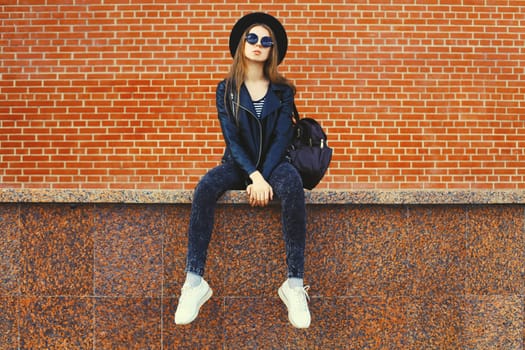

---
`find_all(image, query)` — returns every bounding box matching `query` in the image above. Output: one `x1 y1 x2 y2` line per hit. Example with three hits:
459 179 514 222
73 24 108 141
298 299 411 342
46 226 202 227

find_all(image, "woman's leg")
185 162 245 276
176 162 244 325
270 162 311 329
268 162 306 279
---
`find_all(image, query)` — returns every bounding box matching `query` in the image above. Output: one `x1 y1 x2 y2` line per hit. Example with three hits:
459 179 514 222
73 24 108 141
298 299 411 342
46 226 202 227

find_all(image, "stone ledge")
1 188 525 204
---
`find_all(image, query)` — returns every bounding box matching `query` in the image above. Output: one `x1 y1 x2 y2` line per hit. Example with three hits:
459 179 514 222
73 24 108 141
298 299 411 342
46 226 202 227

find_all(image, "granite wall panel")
346 205 414 297
0 297 18 349
19 204 94 297
466 205 525 295
461 295 524 350
407 205 467 297
163 296 224 349
0 203 522 348
307 205 349 298
220 205 289 297
94 297 162 349
391 295 464 349
18 296 93 349
93 204 164 297
0 205 19 296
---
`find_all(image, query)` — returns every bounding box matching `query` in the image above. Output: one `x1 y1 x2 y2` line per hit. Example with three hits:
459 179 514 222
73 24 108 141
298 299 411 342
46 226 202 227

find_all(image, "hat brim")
229 12 288 65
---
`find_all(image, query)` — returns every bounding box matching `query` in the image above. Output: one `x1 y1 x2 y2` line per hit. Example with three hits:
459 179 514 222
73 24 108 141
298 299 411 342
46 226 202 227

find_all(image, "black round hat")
229 12 288 65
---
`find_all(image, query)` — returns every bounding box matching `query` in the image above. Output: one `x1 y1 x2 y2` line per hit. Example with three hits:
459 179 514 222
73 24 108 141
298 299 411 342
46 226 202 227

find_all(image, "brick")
0 2 523 191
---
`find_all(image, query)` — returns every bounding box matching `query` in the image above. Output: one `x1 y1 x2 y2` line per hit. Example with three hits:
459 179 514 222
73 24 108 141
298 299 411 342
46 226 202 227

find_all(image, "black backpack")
287 105 332 190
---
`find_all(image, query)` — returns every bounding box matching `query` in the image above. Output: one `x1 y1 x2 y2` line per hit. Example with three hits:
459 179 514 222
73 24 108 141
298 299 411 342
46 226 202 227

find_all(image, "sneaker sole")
278 286 310 329
175 287 213 325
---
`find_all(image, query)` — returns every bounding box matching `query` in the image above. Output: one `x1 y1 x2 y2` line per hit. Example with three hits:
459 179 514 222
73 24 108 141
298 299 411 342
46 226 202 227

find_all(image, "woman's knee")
271 163 304 195
194 163 243 198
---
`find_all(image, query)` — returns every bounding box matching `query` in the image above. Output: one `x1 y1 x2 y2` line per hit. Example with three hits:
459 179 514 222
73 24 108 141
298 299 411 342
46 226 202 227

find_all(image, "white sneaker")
174 279 213 325
278 280 311 329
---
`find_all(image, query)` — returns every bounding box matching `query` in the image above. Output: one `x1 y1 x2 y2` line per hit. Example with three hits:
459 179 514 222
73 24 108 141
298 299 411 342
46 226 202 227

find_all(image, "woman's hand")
247 171 273 207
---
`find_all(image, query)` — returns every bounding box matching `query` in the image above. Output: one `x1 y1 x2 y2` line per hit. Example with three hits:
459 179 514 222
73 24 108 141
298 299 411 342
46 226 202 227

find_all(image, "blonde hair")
225 24 295 121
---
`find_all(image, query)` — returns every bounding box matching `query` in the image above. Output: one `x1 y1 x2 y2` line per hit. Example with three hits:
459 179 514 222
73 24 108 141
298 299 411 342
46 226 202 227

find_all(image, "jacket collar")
239 83 282 119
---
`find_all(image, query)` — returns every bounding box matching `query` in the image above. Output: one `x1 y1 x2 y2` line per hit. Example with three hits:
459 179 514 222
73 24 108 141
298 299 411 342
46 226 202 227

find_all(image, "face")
243 25 273 63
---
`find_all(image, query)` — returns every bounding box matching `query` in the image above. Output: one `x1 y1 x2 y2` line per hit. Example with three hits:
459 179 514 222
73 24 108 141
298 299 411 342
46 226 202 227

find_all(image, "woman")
174 13 310 329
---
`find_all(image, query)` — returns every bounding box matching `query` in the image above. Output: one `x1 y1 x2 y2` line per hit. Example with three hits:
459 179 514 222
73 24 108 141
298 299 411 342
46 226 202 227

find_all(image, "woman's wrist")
249 171 264 183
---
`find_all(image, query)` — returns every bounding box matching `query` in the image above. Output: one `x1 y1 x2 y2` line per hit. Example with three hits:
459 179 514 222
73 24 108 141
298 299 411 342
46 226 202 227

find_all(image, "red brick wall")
1 1 524 190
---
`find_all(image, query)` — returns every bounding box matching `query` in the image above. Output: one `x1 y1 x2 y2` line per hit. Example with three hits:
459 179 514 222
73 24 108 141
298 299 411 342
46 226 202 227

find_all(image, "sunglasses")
245 33 273 48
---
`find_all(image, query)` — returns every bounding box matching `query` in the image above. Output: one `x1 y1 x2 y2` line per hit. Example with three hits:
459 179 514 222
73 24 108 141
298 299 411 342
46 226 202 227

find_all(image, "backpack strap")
292 103 300 124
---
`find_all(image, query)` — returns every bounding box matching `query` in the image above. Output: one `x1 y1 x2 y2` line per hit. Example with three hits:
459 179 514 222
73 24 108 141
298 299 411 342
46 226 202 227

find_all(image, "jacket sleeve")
260 86 294 180
216 81 257 177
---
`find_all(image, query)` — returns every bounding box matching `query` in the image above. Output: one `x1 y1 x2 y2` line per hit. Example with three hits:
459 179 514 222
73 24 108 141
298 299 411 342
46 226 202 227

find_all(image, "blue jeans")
185 161 306 279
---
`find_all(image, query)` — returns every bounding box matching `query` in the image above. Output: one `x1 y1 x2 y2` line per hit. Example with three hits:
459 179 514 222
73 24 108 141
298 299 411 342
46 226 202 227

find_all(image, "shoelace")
303 285 311 302
291 285 310 310
179 283 198 302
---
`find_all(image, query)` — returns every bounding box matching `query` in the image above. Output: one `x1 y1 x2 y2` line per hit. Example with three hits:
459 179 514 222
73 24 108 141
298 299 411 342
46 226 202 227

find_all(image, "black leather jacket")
216 79 294 180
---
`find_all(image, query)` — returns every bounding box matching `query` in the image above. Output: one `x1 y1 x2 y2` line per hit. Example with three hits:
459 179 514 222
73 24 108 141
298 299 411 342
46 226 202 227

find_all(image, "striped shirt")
252 97 265 118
